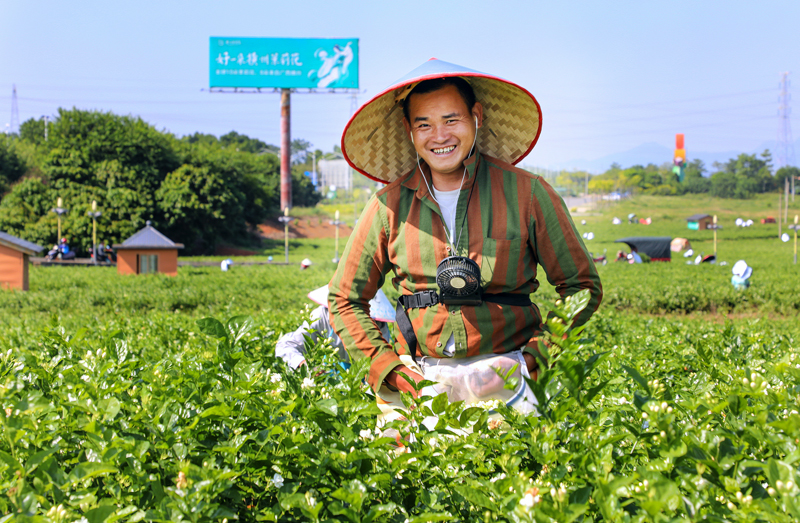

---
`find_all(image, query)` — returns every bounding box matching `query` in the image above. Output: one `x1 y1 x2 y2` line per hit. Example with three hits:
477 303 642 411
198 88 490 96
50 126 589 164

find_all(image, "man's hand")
523 352 540 381
385 365 424 397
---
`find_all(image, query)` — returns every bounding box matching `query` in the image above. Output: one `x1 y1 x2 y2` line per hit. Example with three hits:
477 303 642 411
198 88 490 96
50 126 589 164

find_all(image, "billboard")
210 37 359 89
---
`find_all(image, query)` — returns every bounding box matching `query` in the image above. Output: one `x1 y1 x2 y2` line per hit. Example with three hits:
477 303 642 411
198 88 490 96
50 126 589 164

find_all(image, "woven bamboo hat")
342 58 542 184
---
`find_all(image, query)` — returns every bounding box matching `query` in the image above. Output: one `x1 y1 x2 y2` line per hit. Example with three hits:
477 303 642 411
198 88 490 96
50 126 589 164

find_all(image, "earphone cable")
413 117 479 254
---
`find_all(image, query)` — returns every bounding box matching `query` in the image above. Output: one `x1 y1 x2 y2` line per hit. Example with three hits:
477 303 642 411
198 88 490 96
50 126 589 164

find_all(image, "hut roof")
0 231 44 255
686 214 711 221
113 221 184 250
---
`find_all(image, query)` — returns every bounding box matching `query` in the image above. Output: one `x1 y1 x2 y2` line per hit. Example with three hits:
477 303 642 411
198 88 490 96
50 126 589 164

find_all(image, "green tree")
710 171 738 198
18 118 47 146
291 139 312 165
0 177 56 248
157 164 245 252
0 135 26 191
775 165 800 190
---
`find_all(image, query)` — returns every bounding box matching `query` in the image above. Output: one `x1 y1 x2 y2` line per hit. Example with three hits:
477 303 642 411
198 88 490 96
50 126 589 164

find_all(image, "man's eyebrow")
413 112 462 122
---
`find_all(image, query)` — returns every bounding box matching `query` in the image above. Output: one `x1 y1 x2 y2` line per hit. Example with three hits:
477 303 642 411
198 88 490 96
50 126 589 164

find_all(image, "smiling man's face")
403 84 483 183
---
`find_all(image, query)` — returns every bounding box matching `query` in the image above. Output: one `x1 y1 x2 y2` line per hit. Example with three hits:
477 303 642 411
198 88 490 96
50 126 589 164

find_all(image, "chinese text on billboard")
210 37 359 89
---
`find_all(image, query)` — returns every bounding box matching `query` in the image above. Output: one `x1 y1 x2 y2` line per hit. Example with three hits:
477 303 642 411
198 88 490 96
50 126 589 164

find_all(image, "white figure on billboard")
309 42 354 88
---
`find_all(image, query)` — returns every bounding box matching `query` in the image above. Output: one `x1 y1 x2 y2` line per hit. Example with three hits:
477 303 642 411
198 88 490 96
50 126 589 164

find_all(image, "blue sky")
1 0 798 170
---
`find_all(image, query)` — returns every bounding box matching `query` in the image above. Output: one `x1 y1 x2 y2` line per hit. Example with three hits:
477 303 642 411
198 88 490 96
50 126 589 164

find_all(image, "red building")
113 221 183 276
0 231 44 291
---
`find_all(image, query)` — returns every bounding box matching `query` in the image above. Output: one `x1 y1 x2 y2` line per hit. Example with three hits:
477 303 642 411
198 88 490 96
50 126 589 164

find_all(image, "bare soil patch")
257 217 354 240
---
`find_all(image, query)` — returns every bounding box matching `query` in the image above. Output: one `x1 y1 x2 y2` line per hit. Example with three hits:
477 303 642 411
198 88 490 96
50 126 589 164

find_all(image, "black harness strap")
395 291 533 362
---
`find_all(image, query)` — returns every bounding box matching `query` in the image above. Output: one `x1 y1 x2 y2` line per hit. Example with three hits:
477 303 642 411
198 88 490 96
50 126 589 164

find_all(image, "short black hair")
402 77 476 122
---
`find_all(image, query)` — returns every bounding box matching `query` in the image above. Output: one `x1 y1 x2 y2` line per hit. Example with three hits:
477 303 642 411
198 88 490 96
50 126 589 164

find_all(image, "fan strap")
394 291 532 363
398 291 440 309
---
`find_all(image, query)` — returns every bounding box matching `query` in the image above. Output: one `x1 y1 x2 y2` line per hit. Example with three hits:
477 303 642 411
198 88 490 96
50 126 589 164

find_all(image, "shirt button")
436 342 442 347
451 310 457 315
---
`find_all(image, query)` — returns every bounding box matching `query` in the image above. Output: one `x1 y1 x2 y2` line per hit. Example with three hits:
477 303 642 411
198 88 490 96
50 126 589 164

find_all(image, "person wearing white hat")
300 258 313 269
731 260 752 290
328 59 602 411
275 286 395 370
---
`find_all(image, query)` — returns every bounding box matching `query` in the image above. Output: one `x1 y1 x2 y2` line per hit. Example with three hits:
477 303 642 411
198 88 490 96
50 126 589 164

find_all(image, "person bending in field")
328 59 602 420
275 285 395 369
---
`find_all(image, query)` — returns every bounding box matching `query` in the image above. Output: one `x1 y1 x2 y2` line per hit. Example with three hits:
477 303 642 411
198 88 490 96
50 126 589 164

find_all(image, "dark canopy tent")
615 237 672 262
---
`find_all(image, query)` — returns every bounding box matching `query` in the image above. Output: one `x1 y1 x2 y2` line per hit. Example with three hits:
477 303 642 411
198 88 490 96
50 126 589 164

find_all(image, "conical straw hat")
342 58 542 184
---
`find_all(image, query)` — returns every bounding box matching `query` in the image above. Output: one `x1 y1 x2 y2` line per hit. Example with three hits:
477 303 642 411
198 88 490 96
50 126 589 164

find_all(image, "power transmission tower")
777 72 795 168
10 84 20 134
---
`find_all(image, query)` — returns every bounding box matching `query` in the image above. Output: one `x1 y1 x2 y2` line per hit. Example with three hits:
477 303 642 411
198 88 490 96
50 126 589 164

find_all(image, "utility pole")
330 210 344 264
280 89 292 211
10 85 20 134
312 150 317 189
777 72 796 169
277 207 294 264
786 177 790 223
42 115 49 142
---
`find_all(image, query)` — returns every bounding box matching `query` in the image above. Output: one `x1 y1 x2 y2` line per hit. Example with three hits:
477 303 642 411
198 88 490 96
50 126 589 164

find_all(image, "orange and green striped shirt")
328 152 602 392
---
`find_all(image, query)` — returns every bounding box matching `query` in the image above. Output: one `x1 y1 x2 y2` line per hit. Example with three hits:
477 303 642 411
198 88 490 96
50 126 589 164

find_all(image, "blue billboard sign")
210 37 359 89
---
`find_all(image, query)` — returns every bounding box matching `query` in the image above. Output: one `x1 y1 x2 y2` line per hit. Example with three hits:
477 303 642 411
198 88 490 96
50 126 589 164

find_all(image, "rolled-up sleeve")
328 196 400 392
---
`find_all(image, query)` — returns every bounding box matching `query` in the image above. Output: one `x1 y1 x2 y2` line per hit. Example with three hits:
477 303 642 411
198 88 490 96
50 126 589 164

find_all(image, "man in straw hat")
328 59 602 414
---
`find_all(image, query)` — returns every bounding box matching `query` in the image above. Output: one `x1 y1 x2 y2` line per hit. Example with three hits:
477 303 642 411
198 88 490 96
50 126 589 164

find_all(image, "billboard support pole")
280 88 292 211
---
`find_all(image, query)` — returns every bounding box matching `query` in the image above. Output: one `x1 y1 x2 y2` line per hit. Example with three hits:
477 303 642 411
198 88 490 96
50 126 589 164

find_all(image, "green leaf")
85 505 116 523
315 398 338 417
622 364 650 394
227 315 254 345
25 445 59 473
101 397 121 420
431 392 448 415
583 380 609 405
67 462 118 485
196 318 227 339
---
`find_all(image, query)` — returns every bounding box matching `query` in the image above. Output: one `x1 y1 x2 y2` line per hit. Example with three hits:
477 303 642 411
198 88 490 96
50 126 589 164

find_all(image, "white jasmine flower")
520 493 535 507
302 377 314 389
272 473 284 488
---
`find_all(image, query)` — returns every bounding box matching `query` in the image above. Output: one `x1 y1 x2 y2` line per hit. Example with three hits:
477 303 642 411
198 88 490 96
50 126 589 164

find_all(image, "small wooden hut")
113 221 183 276
686 214 713 230
0 231 44 291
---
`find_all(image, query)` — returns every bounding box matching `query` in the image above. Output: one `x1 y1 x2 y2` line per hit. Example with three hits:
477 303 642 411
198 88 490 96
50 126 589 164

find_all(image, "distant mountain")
548 138 800 174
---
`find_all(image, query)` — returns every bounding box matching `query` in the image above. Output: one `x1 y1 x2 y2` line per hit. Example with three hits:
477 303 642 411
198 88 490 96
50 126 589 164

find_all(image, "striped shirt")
328 152 603 392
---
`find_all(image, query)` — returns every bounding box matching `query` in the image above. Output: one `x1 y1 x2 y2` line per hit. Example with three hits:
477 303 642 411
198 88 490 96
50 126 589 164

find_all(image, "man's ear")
472 102 484 128
402 117 412 139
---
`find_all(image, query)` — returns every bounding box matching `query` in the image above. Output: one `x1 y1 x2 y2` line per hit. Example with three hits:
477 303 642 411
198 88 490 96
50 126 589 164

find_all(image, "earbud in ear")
475 116 478 129
410 132 415 144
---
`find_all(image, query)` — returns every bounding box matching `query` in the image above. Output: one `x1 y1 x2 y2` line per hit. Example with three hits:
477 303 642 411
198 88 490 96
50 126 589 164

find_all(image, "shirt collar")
402 151 483 201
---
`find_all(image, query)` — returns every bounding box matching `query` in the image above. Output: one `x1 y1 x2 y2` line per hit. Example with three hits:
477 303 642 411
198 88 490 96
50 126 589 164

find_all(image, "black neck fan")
436 256 482 305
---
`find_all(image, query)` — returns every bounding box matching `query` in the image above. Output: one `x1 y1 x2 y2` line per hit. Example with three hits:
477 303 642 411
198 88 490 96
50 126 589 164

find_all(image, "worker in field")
731 260 752 290
328 59 602 419
275 285 395 370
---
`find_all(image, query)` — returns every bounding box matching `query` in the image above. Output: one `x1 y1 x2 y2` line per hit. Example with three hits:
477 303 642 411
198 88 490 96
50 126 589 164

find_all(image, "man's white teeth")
433 146 455 154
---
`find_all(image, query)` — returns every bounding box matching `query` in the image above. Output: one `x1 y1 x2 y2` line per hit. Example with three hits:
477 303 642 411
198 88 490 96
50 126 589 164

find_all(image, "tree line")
557 151 799 199
0 108 322 255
